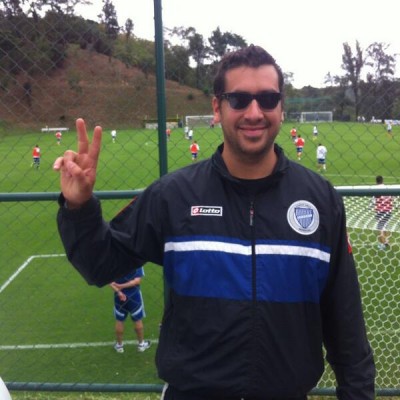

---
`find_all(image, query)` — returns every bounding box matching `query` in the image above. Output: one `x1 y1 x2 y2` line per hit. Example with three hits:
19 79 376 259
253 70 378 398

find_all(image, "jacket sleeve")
321 194 375 400
57 180 164 287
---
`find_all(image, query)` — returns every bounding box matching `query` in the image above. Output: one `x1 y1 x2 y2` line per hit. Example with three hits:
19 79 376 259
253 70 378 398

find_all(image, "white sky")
75 0 400 88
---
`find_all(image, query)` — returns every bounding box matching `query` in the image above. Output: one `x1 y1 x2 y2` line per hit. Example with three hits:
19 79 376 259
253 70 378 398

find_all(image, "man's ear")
212 96 221 123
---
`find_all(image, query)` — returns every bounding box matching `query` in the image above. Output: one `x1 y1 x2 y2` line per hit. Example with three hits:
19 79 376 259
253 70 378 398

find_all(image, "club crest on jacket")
287 200 319 235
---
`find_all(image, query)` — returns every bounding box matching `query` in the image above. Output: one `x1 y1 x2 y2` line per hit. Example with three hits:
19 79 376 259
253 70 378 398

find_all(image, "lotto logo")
191 206 223 216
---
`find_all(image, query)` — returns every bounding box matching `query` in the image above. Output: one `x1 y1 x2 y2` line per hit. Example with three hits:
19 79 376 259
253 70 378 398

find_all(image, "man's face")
212 65 283 162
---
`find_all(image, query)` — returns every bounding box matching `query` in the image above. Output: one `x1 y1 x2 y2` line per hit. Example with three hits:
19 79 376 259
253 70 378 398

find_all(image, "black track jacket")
57 144 375 399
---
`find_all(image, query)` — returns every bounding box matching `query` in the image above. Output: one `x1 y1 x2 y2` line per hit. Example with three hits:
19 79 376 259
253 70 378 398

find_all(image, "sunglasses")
219 91 282 111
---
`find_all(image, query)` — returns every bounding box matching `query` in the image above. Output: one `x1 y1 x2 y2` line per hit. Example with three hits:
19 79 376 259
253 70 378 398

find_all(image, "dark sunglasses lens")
228 93 252 109
225 92 281 110
257 92 281 109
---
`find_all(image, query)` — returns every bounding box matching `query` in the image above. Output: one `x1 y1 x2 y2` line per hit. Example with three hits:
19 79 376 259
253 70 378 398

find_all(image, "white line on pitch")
0 339 159 351
0 254 65 294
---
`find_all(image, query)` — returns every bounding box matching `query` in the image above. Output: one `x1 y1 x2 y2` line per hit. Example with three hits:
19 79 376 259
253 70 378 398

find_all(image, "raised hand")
53 118 102 209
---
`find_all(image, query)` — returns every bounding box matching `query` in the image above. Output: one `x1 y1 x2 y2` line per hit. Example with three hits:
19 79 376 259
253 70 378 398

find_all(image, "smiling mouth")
239 126 267 136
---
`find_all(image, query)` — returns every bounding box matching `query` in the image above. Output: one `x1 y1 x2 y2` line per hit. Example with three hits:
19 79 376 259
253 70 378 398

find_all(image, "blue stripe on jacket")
164 237 330 303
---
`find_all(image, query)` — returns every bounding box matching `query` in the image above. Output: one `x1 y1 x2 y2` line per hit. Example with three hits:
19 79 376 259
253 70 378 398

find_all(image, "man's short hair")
213 44 285 101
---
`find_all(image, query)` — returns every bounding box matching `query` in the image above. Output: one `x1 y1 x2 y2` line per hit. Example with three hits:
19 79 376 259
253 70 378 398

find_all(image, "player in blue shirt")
110 267 151 353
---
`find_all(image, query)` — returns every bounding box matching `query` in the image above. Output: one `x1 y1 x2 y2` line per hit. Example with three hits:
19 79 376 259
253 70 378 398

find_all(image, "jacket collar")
211 143 289 194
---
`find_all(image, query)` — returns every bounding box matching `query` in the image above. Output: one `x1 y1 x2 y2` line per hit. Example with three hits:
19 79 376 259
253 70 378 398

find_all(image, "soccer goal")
185 115 216 128
300 111 333 123
332 185 400 391
340 186 400 233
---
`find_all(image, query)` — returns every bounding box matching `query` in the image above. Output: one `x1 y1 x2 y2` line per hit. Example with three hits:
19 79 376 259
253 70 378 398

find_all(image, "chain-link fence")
0 0 399 397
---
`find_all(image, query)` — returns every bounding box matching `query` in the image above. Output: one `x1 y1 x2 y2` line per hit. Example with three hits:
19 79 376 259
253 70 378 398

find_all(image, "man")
55 131 62 145
316 143 327 172
290 126 297 142
386 120 392 136
31 144 41 169
190 140 200 161
110 267 151 353
294 134 305 160
111 129 117 143
313 125 318 140
374 175 394 250
54 45 375 400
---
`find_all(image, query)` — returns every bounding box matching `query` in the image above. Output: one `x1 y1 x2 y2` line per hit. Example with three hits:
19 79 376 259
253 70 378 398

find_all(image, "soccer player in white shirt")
316 143 327 172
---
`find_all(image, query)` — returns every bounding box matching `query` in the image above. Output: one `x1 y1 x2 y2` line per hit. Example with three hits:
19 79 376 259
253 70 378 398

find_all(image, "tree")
167 26 209 88
0 0 24 18
208 27 246 61
98 0 119 60
324 72 337 87
341 41 365 118
188 30 209 88
284 71 295 87
164 44 190 84
23 80 32 107
208 27 225 59
365 42 396 82
27 0 92 16
101 0 119 40
124 18 133 40
362 42 397 120
223 31 247 52
332 76 355 121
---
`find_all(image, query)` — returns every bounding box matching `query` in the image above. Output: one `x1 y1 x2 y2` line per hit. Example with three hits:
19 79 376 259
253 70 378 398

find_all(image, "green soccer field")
0 121 399 392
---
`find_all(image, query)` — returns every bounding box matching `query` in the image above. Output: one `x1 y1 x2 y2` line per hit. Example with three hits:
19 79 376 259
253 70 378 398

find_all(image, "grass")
0 121 399 398
10 393 162 400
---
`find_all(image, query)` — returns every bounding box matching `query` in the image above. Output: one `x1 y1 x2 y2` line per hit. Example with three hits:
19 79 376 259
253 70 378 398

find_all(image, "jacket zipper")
249 200 256 301
249 199 258 391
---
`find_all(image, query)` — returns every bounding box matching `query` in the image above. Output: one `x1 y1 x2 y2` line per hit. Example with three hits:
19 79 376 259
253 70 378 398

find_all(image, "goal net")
300 111 333 123
318 185 400 390
185 115 216 128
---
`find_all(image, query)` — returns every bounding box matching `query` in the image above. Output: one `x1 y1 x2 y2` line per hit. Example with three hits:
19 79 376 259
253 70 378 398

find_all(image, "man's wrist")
58 193 101 222
64 199 83 210
59 193 92 210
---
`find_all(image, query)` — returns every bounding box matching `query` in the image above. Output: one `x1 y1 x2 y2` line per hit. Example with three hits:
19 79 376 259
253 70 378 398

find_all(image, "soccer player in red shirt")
294 134 305 160
55 131 62 145
31 144 41 169
190 141 200 161
374 175 394 249
290 126 297 142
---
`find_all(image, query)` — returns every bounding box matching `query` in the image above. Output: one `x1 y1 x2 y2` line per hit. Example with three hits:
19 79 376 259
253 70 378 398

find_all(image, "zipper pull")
249 202 254 226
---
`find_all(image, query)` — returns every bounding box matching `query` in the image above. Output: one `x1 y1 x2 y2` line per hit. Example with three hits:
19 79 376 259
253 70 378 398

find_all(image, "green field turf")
0 121 398 193
0 121 399 394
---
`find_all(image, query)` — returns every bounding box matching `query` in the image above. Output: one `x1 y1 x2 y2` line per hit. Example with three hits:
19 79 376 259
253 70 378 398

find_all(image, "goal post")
185 115 216 128
300 111 333 123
